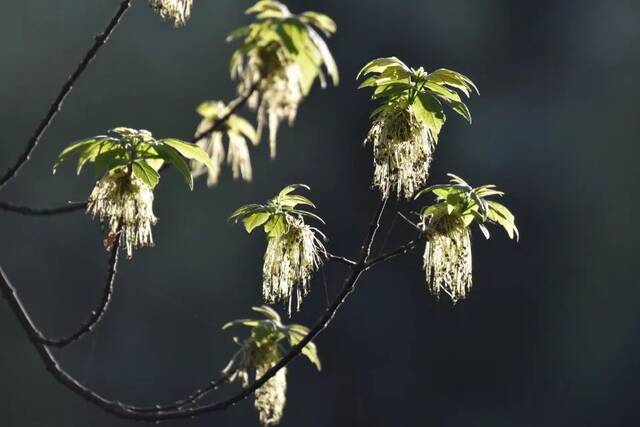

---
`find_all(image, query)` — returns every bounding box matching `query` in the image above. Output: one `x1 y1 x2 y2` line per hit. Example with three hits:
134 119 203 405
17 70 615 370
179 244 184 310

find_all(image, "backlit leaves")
54 127 213 190
416 174 519 240
229 184 325 238
358 57 477 143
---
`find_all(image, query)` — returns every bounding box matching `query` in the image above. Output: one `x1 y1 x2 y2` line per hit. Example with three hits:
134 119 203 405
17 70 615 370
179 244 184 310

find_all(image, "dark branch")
129 372 233 413
365 238 421 269
0 0 133 191
1 235 120 347
326 252 356 266
0 201 87 216
0 196 389 421
191 85 258 144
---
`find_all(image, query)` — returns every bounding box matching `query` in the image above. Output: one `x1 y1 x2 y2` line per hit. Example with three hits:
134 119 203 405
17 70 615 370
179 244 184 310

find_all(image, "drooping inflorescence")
230 184 327 315
54 127 213 258
149 0 193 27
227 0 339 158
416 174 518 302
358 57 478 199
192 100 259 186
223 306 320 426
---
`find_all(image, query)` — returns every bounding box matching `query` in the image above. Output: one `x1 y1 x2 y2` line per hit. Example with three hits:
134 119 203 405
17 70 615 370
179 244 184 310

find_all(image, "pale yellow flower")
263 219 326 315
367 105 435 199
87 170 157 258
236 45 304 159
423 215 472 303
149 0 193 27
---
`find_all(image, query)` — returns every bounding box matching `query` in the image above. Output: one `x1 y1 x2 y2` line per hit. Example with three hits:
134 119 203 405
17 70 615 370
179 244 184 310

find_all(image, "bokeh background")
1 1 638 426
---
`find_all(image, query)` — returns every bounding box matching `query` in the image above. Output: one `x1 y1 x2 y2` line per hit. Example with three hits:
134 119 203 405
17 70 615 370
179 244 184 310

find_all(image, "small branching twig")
2 230 120 347
0 0 134 191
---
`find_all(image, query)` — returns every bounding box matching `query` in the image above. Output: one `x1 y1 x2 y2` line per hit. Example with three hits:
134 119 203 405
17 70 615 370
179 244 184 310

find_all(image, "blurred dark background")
1 0 638 426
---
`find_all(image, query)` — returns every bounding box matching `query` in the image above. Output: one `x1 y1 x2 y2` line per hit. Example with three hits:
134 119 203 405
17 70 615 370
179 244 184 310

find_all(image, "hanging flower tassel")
87 170 157 258
367 105 435 199
149 0 193 27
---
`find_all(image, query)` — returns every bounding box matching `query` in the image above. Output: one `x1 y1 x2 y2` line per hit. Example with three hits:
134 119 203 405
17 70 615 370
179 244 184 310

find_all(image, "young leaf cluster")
358 57 478 141
228 0 339 95
193 101 259 185
416 174 519 240
54 127 213 190
229 184 325 238
223 305 321 371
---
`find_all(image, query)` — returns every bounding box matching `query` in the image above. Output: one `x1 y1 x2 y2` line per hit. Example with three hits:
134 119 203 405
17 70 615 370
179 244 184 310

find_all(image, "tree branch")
0 0 133 191
0 196 390 421
1 234 120 347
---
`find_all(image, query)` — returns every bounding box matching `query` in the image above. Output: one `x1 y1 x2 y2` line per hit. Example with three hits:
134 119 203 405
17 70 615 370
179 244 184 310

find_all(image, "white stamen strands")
149 0 193 27
366 105 435 199
192 100 258 186
416 174 519 302
54 127 213 258
223 306 321 426
228 0 339 159
87 170 157 258
230 184 327 315
358 57 478 199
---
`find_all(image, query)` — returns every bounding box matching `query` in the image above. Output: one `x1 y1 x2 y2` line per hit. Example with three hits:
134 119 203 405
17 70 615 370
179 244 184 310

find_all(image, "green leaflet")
224 305 322 371
228 0 339 93
416 174 519 241
357 57 477 133
54 127 211 190
230 184 325 238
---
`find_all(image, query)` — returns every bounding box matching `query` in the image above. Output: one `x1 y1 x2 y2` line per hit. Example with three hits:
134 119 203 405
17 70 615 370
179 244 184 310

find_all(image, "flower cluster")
244 58 304 159
262 218 326 315
87 170 157 258
149 0 193 27
416 174 518 302
230 184 327 315
192 101 258 186
366 105 435 199
228 0 338 158
358 57 477 199
423 214 472 302
223 306 321 426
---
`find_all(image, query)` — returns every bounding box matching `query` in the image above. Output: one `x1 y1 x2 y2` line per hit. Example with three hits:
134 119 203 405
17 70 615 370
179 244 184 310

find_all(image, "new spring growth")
192 100 259 186
358 57 478 199
230 184 327 315
53 127 214 258
228 0 339 158
223 306 321 426
149 0 193 27
416 174 518 302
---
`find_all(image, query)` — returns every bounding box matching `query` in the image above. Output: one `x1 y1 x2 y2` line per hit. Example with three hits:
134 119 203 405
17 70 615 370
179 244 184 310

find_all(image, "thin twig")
326 253 356 266
2 233 121 348
191 85 258 143
0 0 134 191
0 197 389 421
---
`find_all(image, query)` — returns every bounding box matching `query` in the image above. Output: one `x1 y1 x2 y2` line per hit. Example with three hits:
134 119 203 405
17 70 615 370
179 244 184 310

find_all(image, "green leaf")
427 68 479 96
278 183 310 197
357 57 409 80
160 138 214 173
265 214 288 238
305 25 339 86
132 161 160 188
243 212 271 233
413 94 446 141
252 305 282 323
154 145 193 190
300 11 336 36
53 137 107 174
